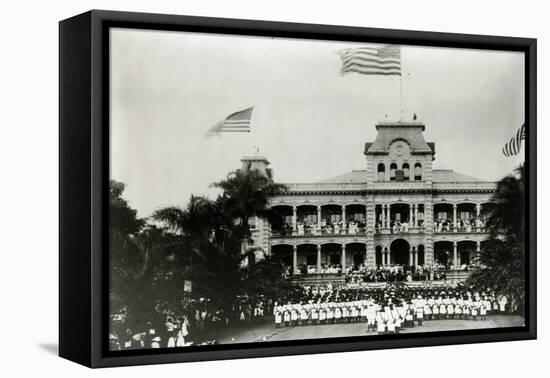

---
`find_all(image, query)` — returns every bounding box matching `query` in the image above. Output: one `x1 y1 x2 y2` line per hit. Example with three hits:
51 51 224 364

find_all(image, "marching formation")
273 285 508 334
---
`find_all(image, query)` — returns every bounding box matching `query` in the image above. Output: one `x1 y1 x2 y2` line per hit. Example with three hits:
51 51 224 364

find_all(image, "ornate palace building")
247 121 496 276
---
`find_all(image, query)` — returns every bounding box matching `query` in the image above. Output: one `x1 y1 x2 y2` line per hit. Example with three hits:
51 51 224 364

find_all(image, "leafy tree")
153 168 287 314
109 180 145 317
110 182 187 331
213 169 287 240
467 164 525 313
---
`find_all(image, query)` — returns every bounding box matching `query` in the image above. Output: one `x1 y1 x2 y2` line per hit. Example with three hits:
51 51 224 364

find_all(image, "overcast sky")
110 28 525 218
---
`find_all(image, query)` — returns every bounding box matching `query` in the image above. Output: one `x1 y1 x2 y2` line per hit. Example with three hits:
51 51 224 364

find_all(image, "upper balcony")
271 222 367 239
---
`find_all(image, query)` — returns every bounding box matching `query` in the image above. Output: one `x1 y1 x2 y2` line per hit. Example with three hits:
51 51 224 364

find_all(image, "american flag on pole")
206 107 253 137
502 124 525 157
338 45 401 76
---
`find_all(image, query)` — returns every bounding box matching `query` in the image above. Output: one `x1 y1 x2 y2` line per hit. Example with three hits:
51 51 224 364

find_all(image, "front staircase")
443 269 471 283
288 273 346 286
287 270 471 287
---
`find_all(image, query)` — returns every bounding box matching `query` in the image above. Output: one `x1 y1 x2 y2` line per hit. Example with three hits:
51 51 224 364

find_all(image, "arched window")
375 246 383 266
390 163 397 181
402 163 410 180
377 163 385 181
418 245 425 265
414 163 422 181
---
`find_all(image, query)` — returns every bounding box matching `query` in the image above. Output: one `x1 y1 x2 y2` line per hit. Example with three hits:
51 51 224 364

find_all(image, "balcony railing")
433 220 487 234
375 225 425 235
271 226 367 238
433 227 487 234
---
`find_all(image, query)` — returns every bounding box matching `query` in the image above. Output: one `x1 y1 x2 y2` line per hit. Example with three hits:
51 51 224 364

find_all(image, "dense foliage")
467 164 525 313
109 169 287 330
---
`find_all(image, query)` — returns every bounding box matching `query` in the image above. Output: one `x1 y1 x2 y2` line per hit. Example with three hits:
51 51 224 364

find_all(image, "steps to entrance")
288 274 346 286
287 270 471 287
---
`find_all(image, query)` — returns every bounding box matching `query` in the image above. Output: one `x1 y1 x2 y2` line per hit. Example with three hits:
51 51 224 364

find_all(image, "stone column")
341 244 346 273
388 249 392 265
453 204 458 232
409 204 414 227
386 205 391 229
409 247 413 266
414 204 419 228
476 203 481 232
414 248 418 266
317 206 322 229
476 241 481 262
453 241 458 268
292 206 297 233
381 204 385 229
292 245 298 275
316 244 322 273
341 205 346 232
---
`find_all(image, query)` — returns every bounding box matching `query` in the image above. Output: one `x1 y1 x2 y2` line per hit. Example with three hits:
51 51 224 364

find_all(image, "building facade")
249 122 496 275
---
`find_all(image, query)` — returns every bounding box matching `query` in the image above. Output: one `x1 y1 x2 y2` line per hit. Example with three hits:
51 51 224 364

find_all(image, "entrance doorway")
390 239 410 265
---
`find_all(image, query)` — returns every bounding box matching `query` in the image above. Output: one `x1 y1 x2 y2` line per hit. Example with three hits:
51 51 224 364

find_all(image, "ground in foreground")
193 315 524 345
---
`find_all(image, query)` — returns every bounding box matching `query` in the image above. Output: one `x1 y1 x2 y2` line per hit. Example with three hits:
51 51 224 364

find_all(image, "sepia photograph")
107 27 526 351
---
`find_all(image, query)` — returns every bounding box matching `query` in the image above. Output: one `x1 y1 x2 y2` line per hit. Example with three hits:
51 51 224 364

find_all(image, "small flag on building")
206 107 254 137
338 45 401 76
502 124 525 157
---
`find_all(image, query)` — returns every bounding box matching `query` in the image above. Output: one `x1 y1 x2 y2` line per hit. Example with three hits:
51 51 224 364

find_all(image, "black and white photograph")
107 27 527 351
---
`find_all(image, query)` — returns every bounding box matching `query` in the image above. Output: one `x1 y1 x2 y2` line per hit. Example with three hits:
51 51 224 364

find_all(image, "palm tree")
484 164 525 243
153 169 287 313
467 164 525 313
110 181 190 330
213 169 287 240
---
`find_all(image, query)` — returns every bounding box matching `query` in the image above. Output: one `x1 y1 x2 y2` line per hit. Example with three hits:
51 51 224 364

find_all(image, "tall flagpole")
399 72 403 121
399 45 403 121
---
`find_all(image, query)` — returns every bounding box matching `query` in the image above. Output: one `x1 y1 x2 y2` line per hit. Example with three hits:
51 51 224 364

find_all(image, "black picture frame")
59 9 537 368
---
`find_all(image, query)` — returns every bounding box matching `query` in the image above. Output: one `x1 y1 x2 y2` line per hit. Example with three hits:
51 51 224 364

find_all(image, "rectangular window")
437 212 448 220
460 211 471 220
284 215 293 225
304 214 317 224
330 214 341 223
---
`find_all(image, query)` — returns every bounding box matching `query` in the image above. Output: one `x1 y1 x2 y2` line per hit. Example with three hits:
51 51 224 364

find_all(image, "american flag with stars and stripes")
338 45 401 76
206 107 254 137
502 124 525 157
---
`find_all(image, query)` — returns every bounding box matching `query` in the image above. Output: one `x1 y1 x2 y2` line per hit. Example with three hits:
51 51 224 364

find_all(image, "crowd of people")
276 216 488 237
109 295 274 350
272 285 509 334
375 219 421 233
289 263 453 279
346 265 440 283
277 218 367 237
109 281 513 350
433 217 486 233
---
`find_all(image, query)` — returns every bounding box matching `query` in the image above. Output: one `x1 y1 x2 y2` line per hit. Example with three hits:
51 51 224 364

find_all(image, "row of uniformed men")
274 296 503 332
